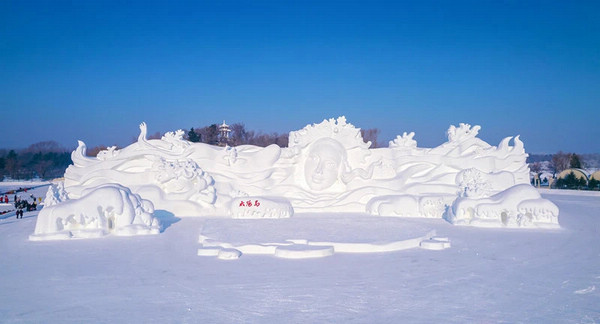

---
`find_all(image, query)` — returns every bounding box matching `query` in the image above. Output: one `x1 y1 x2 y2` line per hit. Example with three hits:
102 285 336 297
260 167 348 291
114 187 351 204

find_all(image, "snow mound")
446 184 560 228
217 248 242 260
30 183 161 241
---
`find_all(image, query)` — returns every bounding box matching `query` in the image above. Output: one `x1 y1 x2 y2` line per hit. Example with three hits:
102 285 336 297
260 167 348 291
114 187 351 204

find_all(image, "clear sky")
1 1 598 153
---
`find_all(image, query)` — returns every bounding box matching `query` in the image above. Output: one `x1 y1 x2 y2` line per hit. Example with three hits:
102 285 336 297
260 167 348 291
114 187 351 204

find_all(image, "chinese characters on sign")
239 200 261 207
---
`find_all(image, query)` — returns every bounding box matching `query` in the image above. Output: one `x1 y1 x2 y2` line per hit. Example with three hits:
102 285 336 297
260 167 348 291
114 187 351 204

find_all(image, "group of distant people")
14 195 37 219
0 194 37 219
0 186 39 219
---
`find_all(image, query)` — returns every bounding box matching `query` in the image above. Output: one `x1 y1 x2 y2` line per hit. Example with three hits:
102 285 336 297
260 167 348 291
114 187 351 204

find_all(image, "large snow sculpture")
30 184 160 240
49 117 558 229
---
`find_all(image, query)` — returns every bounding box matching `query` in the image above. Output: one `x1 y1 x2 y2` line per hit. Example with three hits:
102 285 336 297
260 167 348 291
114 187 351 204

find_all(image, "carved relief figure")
304 138 346 191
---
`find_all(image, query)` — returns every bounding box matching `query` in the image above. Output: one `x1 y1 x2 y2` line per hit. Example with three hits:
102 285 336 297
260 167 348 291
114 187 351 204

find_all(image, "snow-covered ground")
1 182 599 323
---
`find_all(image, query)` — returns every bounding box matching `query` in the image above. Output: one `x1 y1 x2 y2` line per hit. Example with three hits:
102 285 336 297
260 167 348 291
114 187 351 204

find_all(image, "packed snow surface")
0 183 598 323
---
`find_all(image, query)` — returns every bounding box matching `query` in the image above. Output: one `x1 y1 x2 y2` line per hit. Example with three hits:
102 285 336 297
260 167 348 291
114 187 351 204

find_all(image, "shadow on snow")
153 210 180 233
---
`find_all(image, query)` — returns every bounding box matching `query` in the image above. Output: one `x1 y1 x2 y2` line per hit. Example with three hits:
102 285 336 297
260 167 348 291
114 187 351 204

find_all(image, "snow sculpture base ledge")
196 214 449 259
32 116 559 240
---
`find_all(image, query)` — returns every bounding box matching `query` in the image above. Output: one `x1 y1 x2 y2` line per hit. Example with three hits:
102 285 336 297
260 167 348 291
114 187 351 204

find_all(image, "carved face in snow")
304 138 346 191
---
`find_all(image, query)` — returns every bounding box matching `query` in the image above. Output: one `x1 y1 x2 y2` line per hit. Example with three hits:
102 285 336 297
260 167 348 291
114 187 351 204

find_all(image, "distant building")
218 120 231 146
557 168 589 182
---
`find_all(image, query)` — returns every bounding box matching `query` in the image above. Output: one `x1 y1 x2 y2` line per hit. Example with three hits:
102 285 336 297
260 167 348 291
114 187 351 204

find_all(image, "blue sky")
1 1 598 153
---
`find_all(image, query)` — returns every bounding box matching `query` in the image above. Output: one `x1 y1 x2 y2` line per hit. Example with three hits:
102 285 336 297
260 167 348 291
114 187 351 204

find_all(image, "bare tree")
86 145 109 157
24 141 64 153
361 128 380 148
230 123 249 146
197 124 219 145
33 160 53 178
245 131 288 147
148 131 162 140
275 133 288 147
530 162 542 174
551 151 571 174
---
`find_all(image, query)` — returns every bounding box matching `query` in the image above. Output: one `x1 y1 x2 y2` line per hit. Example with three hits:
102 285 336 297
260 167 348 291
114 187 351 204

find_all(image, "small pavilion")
218 120 231 146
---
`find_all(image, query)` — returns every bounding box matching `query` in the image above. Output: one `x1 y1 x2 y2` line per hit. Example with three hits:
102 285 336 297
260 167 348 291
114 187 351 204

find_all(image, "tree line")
0 122 382 180
84 123 379 158
187 123 289 147
0 141 72 180
185 122 381 148
554 172 599 190
529 151 584 175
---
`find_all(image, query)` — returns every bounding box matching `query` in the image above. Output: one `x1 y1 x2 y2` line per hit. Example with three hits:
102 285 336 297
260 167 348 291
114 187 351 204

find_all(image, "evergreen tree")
188 128 200 143
589 178 600 190
0 156 5 180
570 153 582 169
557 171 587 189
5 150 19 179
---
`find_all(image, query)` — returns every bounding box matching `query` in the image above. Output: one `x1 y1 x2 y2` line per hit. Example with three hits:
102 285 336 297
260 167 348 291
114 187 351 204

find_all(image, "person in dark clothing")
14 198 26 218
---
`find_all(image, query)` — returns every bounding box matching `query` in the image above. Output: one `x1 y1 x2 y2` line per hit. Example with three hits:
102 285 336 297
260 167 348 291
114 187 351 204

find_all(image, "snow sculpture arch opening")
32 116 559 240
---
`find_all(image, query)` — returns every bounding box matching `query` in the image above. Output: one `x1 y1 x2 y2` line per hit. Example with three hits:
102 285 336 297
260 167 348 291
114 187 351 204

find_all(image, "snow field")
1 186 598 322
